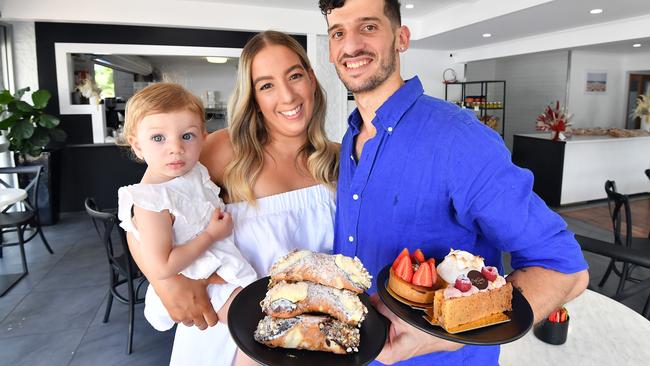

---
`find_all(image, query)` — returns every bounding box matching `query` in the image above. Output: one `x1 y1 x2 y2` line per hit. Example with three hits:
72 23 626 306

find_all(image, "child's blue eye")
182 133 194 140
152 134 164 142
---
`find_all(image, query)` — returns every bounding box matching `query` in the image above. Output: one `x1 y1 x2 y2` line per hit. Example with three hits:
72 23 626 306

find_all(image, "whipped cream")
436 249 485 284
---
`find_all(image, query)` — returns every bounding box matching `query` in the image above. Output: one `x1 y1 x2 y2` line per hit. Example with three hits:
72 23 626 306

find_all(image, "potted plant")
632 91 650 132
0 87 67 224
536 100 572 141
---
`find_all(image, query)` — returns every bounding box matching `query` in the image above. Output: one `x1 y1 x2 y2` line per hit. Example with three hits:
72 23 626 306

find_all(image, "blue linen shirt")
334 77 588 365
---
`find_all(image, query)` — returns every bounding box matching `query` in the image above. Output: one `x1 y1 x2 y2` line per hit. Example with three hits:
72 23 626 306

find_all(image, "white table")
0 187 29 296
500 289 650 365
0 188 27 207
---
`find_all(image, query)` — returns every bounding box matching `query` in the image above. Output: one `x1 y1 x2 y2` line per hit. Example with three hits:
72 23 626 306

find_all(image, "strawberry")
454 274 472 292
481 266 498 282
392 248 410 270
560 309 567 323
412 261 433 287
395 255 413 283
427 258 438 285
411 249 425 264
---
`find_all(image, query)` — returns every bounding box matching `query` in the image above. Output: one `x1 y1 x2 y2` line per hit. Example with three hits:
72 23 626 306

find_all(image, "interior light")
482 33 492 38
633 43 642 48
590 9 603 14
206 57 228 64
405 4 414 9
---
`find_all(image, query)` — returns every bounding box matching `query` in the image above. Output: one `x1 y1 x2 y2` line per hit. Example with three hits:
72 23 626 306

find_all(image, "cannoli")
269 250 372 293
254 315 360 354
261 281 368 325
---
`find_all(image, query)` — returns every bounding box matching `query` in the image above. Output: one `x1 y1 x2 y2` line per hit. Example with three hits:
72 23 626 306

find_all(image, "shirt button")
352 194 359 200
350 154 354 160
348 236 354 243
387 127 394 133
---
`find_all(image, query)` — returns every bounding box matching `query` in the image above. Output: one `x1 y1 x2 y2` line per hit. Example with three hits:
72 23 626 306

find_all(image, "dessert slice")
254 315 360 354
269 250 371 294
432 250 513 333
260 281 368 326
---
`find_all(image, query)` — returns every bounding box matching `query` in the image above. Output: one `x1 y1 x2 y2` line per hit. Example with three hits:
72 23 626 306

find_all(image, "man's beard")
337 49 397 94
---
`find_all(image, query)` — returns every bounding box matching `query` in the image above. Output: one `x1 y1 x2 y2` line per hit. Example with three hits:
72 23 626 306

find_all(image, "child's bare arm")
135 206 232 280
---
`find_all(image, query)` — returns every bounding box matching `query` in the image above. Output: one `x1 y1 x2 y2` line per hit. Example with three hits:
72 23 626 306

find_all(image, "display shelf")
445 80 506 137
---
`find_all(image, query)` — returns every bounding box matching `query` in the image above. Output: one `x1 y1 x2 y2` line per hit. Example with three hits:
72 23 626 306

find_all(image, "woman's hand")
371 294 463 364
151 273 226 330
216 286 243 325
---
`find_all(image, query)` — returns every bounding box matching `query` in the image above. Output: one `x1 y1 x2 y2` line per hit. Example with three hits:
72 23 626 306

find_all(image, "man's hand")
507 267 588 324
151 273 225 330
371 294 463 364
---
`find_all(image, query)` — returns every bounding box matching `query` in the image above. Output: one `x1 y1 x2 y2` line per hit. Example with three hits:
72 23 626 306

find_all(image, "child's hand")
205 208 233 241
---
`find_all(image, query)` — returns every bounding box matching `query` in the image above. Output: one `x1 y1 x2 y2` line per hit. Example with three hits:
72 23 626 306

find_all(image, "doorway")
626 73 650 129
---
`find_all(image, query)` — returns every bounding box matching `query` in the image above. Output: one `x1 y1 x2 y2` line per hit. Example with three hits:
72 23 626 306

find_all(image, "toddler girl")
117 83 257 332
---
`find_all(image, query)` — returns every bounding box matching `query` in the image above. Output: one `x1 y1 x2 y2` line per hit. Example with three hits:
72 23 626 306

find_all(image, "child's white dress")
169 183 336 366
117 162 257 331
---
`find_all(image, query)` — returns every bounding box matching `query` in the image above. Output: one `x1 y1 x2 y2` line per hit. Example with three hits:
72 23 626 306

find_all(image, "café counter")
512 133 650 206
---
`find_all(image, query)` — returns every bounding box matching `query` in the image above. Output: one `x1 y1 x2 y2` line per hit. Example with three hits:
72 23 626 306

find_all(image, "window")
93 63 115 98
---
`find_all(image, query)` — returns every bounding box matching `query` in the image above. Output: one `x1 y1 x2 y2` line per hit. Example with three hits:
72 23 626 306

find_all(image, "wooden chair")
84 197 146 354
597 181 650 297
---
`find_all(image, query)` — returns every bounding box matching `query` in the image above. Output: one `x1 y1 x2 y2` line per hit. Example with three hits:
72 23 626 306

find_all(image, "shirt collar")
346 76 424 134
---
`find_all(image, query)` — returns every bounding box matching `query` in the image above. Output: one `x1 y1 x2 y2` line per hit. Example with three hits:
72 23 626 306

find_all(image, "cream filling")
334 254 371 289
268 282 309 303
443 275 507 299
282 327 304 348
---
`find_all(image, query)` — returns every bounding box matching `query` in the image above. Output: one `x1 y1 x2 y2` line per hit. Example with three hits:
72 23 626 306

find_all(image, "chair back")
84 198 140 279
604 180 633 247
0 165 42 213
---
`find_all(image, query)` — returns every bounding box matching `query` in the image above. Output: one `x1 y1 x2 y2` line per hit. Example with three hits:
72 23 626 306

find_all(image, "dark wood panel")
59 145 145 211
512 135 565 207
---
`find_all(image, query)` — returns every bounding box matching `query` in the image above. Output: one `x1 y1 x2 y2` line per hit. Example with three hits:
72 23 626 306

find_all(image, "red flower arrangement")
536 100 572 141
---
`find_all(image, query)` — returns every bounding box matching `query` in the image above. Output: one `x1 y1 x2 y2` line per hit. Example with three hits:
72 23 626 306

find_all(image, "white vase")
642 116 650 132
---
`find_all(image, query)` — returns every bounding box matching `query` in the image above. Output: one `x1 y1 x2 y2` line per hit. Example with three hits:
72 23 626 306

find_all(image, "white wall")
401 48 465 100
624 50 650 72
311 35 348 144
567 51 626 129
9 21 38 96
467 51 569 149
152 59 237 107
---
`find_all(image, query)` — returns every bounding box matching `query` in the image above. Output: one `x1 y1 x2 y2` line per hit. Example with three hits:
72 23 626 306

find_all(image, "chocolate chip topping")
467 270 488 290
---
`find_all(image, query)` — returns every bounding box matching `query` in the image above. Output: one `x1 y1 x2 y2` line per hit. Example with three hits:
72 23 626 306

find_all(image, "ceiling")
411 0 650 50
191 0 478 14
573 37 650 55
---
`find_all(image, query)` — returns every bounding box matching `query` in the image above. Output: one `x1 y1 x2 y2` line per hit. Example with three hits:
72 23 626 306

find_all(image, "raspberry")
454 274 472 292
481 266 498 282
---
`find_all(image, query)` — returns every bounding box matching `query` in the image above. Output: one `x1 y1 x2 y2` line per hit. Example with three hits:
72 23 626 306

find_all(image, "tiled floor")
0 212 174 366
0 210 648 366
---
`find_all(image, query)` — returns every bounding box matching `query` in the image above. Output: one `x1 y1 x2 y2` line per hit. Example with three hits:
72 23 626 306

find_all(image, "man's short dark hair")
318 0 402 27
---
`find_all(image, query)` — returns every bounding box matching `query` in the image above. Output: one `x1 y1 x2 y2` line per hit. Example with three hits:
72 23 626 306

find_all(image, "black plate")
229 276 388 366
377 264 533 346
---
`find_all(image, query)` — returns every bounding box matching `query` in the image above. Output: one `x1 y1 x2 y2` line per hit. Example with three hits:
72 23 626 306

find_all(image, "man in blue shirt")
318 0 589 364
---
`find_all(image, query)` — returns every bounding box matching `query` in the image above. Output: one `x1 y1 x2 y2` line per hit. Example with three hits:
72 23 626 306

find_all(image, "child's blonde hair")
124 83 205 144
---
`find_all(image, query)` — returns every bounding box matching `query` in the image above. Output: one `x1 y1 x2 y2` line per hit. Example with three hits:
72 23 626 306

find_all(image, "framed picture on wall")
585 71 607 93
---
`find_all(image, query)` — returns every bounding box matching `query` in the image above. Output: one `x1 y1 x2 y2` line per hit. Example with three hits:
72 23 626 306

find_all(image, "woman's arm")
134 205 233 280
127 232 222 329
